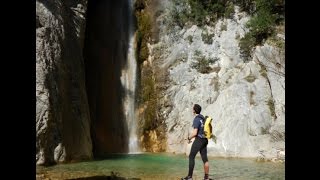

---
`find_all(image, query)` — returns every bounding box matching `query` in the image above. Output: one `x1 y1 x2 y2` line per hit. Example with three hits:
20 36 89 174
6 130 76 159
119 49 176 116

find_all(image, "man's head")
193 104 201 114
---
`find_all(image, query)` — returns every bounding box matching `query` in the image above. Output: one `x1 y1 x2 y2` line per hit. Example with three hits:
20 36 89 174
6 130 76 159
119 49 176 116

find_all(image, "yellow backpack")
204 116 213 139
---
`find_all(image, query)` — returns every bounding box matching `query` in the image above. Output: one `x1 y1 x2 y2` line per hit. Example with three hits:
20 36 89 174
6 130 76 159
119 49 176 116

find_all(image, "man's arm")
188 128 198 140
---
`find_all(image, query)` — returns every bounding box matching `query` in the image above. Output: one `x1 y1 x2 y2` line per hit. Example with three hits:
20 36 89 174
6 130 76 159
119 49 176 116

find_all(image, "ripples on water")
36 153 284 180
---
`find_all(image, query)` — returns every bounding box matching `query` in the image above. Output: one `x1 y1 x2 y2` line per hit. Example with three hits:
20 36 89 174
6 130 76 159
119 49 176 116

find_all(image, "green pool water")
36 153 285 180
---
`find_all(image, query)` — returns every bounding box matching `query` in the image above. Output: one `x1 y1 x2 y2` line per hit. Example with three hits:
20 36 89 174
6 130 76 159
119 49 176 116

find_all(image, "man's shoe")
181 176 192 180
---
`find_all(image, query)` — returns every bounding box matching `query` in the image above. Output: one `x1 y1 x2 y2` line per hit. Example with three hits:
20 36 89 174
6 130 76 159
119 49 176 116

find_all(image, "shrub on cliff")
191 50 217 74
239 0 284 61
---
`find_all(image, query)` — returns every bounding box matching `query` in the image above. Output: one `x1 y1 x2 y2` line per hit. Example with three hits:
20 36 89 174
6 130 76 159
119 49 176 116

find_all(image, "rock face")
36 0 92 165
147 3 285 160
36 0 132 164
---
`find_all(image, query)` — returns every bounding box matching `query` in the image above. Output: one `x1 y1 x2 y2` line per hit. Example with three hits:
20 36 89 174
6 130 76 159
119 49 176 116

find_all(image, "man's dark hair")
193 104 201 114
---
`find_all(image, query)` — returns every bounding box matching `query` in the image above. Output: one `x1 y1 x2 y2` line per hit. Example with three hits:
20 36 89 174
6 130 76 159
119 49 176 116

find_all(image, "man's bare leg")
204 161 209 179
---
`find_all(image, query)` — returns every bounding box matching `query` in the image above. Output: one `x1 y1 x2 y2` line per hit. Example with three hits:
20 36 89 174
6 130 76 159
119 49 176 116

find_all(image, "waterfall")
121 0 139 153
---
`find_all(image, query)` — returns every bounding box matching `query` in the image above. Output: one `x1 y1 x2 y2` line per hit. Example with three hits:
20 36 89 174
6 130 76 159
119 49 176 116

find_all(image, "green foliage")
135 5 152 64
224 2 235 19
141 67 157 131
201 31 214 44
169 0 237 28
272 0 285 24
143 99 157 131
169 0 189 28
168 0 284 33
209 1 225 18
239 33 256 62
267 35 285 50
188 0 208 26
141 68 155 102
134 0 158 132
238 0 284 61
260 127 269 134
237 0 255 14
247 8 276 44
220 22 227 31
267 98 276 119
187 35 193 44
191 50 217 74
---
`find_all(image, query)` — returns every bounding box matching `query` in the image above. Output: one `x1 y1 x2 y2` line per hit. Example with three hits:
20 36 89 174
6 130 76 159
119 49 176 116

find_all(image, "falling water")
120 0 139 153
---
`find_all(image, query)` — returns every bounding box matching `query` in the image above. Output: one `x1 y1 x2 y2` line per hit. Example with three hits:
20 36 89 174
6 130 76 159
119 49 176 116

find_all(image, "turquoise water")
36 153 285 180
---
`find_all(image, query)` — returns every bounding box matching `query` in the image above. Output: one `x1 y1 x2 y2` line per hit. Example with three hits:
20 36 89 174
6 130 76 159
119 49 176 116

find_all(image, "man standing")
182 104 210 180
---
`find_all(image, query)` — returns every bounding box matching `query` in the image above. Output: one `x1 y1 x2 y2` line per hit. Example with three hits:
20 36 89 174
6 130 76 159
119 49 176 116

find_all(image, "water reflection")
37 153 284 180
